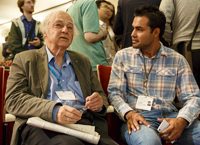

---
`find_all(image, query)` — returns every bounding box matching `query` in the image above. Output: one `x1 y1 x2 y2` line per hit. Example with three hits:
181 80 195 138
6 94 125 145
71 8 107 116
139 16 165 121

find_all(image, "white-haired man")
5 11 118 145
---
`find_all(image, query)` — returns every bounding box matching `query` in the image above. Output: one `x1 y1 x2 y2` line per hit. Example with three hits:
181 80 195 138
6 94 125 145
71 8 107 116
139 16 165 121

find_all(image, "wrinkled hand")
56 105 82 124
28 37 40 47
158 118 188 143
126 111 150 134
85 92 103 111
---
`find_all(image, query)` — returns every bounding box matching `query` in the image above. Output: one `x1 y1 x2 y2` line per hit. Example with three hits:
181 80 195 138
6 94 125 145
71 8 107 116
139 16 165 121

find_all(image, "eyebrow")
133 26 143 29
54 20 74 25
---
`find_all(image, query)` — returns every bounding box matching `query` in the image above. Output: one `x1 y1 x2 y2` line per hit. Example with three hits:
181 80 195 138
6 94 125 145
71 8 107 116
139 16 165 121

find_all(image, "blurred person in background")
96 0 120 65
159 0 200 88
8 0 43 57
2 36 13 61
67 0 109 75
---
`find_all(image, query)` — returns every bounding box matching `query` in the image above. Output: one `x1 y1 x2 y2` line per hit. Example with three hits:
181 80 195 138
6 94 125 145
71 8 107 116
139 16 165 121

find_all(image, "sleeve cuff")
52 105 61 123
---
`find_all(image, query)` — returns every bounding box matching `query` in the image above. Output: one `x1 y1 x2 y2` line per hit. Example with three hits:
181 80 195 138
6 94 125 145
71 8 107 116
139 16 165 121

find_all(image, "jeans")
120 109 200 145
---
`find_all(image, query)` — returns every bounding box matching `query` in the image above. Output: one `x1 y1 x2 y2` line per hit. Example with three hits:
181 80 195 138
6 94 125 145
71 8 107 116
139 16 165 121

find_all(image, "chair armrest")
106 105 114 113
4 114 16 122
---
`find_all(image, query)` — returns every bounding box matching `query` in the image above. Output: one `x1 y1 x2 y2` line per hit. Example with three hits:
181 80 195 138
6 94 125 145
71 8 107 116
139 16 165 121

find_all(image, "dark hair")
106 1 115 28
95 0 109 9
134 5 166 39
17 0 36 13
95 0 115 28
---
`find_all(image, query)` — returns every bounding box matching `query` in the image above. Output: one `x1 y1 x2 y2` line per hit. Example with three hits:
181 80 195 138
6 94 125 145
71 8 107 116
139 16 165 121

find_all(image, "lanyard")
23 19 32 38
48 51 67 91
142 50 159 95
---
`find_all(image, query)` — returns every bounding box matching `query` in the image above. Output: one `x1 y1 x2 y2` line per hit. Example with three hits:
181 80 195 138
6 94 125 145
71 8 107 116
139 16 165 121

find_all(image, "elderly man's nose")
62 26 68 33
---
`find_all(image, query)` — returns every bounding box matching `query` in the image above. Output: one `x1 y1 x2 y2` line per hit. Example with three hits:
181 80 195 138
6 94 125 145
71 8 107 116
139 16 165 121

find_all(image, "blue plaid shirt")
108 43 200 126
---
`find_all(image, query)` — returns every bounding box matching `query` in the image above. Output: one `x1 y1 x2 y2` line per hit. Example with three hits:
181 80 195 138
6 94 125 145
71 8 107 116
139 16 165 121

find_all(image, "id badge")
135 95 153 111
22 38 27 45
55 91 76 100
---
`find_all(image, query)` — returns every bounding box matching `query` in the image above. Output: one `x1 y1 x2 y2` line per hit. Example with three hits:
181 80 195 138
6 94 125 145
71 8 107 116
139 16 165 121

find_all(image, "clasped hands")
56 92 103 124
125 111 188 143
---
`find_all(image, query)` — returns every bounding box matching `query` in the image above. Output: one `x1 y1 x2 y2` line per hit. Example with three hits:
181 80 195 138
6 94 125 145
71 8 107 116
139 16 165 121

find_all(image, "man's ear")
153 28 160 38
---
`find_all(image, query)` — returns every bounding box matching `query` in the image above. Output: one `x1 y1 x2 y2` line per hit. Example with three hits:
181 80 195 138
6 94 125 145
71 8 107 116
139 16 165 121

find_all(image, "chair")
0 66 5 144
97 65 127 145
1 68 15 145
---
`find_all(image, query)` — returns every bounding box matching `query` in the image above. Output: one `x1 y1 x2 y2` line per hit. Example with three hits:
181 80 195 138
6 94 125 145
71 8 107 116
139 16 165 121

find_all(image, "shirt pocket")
156 68 176 76
124 65 143 83
156 68 176 85
124 65 142 74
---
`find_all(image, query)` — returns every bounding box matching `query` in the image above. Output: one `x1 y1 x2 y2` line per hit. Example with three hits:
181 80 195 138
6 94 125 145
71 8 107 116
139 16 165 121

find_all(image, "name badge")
22 38 27 45
135 95 153 111
55 91 76 100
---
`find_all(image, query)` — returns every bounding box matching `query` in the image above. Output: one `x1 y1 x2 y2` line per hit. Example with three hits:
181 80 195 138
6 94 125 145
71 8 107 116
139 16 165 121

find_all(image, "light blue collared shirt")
45 46 85 122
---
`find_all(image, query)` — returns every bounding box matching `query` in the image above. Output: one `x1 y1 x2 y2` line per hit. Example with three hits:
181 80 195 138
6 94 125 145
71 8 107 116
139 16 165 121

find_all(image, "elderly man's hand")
85 92 103 111
158 118 188 143
126 111 150 134
56 105 82 124
28 37 40 47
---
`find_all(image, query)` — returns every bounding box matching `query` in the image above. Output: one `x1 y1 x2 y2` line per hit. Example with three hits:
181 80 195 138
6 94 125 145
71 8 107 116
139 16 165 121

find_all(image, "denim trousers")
120 109 200 145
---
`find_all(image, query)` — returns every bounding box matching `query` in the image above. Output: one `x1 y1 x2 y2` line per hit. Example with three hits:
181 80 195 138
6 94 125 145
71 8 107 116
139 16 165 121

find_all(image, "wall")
107 0 118 13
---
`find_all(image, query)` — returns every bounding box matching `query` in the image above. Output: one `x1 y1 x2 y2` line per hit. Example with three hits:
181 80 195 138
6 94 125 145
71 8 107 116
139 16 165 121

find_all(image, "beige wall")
107 0 118 14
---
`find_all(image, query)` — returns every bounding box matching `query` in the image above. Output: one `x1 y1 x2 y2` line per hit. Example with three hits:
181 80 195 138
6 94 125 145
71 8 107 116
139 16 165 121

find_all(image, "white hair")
40 10 79 43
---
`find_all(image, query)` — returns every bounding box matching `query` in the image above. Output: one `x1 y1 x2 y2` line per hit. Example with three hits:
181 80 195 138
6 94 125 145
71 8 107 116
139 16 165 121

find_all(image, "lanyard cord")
142 50 159 95
23 20 32 38
48 51 67 91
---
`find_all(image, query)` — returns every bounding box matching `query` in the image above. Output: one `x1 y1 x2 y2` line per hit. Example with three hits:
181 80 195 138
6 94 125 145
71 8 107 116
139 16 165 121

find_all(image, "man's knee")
123 126 162 145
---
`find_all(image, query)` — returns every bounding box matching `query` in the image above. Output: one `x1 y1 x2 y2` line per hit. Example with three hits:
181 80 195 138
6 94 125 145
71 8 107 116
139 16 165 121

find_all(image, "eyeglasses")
101 5 114 13
25 1 35 5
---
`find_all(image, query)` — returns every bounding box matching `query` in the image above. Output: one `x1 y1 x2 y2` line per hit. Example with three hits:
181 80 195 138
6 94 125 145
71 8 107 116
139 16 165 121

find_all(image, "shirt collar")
99 20 107 29
45 45 71 66
21 15 34 23
133 42 168 58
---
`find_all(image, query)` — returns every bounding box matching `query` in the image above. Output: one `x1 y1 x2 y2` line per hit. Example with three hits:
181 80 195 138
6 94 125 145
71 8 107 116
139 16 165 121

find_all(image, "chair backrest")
3 69 10 103
97 65 112 96
0 66 4 144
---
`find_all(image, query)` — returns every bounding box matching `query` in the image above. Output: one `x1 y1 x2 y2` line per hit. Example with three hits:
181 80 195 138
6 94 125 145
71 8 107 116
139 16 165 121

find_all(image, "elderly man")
5 11 118 145
108 5 200 145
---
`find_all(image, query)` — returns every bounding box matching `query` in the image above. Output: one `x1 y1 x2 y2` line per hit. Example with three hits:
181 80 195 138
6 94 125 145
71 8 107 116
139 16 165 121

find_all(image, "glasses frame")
101 5 114 13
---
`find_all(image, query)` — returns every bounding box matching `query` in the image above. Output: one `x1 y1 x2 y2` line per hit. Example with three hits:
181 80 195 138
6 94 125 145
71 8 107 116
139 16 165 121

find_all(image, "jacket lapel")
36 46 49 99
68 51 87 99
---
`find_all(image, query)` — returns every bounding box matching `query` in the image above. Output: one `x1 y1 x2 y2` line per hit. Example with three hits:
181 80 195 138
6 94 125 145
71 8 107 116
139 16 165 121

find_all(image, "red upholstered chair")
97 65 127 145
2 68 15 145
0 66 5 145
